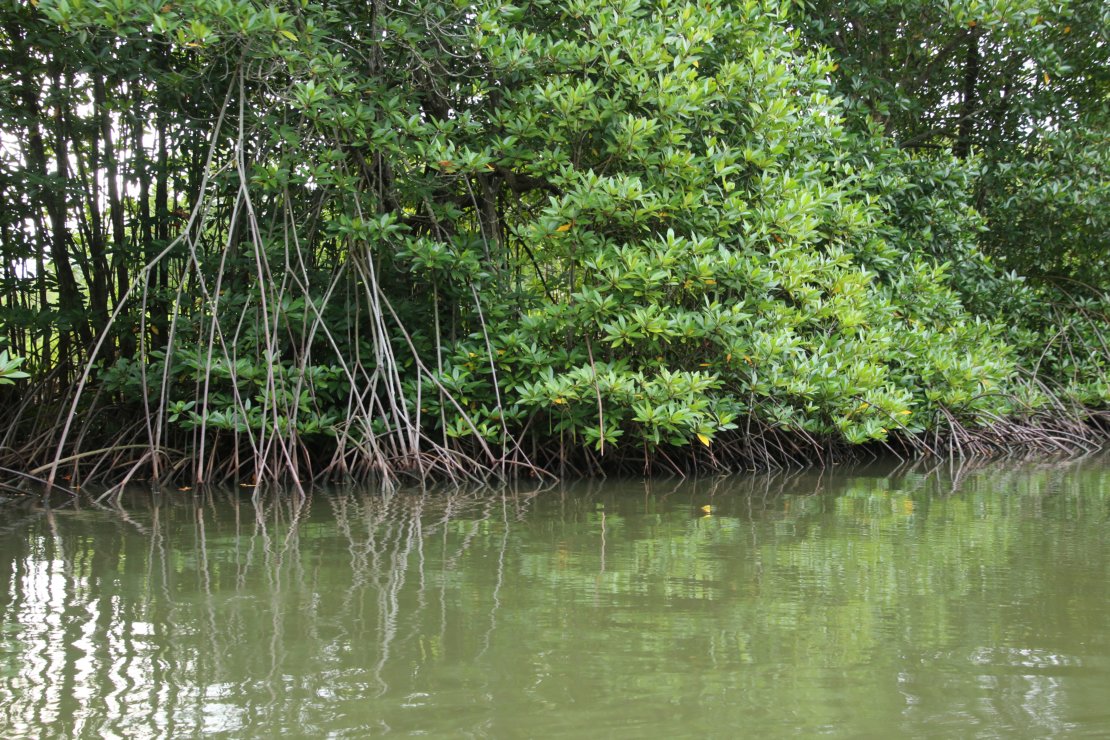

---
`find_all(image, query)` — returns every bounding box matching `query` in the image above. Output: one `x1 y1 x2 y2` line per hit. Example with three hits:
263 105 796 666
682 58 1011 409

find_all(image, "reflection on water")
1 457 1109 737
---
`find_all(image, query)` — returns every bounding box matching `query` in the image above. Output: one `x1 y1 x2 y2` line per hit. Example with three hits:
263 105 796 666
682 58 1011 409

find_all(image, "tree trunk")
954 30 980 159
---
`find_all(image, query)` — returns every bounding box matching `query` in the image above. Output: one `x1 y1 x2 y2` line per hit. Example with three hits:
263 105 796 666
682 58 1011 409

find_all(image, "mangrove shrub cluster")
0 0 1106 485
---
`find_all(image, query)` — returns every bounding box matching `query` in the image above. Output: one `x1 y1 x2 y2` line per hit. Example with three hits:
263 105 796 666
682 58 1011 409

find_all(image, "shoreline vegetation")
0 0 1107 494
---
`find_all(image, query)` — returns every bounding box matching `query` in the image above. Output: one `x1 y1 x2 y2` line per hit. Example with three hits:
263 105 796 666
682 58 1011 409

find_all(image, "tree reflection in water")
0 457 1108 736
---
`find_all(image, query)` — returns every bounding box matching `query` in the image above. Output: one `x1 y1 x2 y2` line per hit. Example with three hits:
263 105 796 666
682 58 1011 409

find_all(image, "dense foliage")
0 0 1105 485
795 0 1110 403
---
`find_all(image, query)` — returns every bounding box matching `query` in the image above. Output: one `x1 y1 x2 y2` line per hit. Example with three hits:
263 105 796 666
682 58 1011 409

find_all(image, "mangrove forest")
0 0 1107 489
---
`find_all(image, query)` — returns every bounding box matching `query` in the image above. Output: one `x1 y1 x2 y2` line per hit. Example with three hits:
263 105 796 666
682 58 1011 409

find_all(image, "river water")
1 456 1108 737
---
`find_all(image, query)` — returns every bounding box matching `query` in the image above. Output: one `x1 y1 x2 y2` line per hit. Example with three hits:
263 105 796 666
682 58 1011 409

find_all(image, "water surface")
2 456 1109 737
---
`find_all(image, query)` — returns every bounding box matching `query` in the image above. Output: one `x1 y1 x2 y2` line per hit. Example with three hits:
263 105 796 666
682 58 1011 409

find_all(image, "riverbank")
1 398 1106 499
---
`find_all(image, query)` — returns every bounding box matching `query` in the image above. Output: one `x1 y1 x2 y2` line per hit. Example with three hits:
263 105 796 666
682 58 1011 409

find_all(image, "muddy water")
1 456 1108 737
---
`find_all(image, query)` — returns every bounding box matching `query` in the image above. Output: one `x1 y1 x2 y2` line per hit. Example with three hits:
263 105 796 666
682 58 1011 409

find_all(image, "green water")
1 457 1109 737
